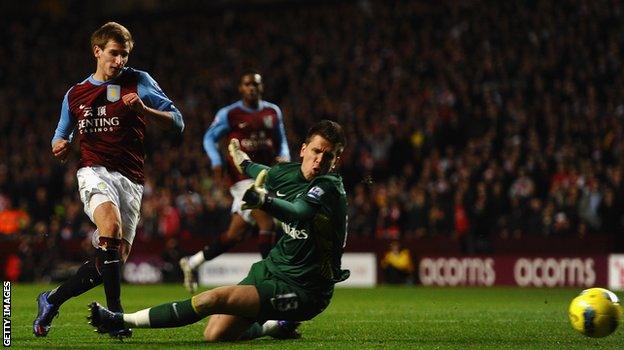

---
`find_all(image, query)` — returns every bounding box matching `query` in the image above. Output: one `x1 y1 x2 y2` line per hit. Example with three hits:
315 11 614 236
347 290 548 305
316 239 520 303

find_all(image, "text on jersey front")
281 222 308 239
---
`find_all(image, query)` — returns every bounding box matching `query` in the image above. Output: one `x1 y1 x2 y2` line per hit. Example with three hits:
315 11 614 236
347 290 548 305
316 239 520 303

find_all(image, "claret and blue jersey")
203 100 290 183
51 67 184 184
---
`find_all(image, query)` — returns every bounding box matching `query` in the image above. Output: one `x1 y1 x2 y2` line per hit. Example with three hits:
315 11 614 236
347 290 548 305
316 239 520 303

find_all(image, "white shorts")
76 166 144 247
230 179 256 225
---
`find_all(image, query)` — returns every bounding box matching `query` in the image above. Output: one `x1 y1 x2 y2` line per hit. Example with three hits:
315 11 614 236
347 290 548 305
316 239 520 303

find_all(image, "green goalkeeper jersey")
256 162 349 295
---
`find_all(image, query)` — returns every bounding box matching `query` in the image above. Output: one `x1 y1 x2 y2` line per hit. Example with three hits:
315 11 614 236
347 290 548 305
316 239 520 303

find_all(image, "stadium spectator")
0 198 30 236
381 240 415 285
3 254 21 281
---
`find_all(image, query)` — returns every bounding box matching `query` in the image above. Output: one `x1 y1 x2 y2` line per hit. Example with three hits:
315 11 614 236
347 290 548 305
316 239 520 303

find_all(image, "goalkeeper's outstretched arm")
241 169 318 222
242 161 270 179
263 197 317 223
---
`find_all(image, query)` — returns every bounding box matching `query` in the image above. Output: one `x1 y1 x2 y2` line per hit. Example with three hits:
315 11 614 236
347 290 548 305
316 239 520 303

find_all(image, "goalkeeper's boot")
87 302 132 340
108 326 133 340
179 256 198 293
33 291 59 337
269 320 301 339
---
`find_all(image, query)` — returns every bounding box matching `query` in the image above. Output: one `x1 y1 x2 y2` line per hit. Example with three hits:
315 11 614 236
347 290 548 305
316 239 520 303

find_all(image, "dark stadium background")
1 0 623 287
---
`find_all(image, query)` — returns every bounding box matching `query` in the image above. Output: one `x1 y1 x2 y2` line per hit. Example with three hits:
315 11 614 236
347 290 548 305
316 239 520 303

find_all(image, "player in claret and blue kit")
33 22 184 339
179 71 290 293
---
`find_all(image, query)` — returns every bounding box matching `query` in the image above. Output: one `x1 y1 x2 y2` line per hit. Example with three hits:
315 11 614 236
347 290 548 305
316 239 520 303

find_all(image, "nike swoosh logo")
172 302 180 318
238 122 247 128
276 191 286 197
103 260 120 265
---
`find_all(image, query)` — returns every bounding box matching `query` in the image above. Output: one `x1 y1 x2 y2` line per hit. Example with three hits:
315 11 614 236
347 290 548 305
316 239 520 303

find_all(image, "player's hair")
306 120 346 155
240 69 262 82
91 22 134 51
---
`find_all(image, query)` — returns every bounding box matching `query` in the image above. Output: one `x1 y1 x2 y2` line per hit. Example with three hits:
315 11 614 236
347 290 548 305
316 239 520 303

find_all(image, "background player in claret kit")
89 120 349 342
32 22 184 339
179 71 290 293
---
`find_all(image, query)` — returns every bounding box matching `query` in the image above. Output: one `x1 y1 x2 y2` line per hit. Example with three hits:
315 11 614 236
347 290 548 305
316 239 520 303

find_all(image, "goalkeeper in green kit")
88 120 350 342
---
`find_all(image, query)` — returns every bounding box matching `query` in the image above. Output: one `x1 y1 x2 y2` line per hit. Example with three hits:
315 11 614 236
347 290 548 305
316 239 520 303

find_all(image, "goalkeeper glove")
242 169 271 210
228 139 251 174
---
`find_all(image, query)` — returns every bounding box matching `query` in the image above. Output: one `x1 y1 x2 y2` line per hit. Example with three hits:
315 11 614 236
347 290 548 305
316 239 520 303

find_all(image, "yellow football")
568 287 621 338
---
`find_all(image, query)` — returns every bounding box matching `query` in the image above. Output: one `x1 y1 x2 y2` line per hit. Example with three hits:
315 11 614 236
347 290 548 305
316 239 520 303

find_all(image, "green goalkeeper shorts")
239 260 330 321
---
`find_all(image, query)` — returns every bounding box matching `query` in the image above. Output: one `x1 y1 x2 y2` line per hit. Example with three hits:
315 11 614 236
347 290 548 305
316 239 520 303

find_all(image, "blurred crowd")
2 0 624 279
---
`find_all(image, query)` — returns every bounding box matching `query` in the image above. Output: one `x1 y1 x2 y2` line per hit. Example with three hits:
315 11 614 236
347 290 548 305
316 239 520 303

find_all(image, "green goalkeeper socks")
238 322 264 340
145 299 202 328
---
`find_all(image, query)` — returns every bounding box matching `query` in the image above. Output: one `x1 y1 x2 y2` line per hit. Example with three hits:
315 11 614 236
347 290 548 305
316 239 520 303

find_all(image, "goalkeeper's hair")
91 22 134 51
306 120 346 155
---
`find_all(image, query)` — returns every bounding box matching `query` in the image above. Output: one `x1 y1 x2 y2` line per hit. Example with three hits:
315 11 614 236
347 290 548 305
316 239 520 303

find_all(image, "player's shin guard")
98 237 123 312
47 260 102 306
258 230 275 259
129 299 201 328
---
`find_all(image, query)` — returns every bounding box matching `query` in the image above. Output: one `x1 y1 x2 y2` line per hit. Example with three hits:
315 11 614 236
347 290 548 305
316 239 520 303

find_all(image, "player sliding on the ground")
89 120 349 342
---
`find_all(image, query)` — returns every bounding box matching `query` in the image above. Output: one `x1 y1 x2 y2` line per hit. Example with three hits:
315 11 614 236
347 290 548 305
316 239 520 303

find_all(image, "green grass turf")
6 284 624 349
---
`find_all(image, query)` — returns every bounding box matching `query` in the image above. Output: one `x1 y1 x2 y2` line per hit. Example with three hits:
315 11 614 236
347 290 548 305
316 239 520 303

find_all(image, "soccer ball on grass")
568 287 622 338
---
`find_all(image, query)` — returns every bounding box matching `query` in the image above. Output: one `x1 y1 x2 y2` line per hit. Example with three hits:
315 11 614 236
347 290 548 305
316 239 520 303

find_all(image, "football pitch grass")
8 284 624 349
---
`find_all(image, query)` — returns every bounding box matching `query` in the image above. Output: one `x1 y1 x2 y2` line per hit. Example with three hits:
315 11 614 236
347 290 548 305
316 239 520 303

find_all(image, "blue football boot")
33 291 59 337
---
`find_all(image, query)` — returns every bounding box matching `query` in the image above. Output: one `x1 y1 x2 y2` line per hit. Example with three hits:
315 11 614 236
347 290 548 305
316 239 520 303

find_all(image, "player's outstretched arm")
262 197 317 222
241 170 317 222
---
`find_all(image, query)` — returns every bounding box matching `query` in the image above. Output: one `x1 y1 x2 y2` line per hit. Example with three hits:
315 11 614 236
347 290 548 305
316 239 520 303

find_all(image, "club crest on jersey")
107 85 121 102
263 115 273 128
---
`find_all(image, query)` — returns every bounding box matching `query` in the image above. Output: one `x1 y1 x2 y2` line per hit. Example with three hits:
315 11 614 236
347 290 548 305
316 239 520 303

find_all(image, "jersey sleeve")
264 196 317 222
274 105 290 160
51 90 76 146
244 161 271 180
203 108 230 168
137 71 184 132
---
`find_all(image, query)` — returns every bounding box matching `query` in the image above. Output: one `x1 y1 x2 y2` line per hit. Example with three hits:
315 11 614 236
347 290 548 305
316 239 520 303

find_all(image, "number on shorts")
271 292 299 312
